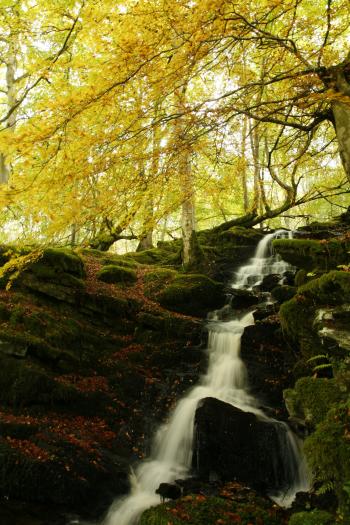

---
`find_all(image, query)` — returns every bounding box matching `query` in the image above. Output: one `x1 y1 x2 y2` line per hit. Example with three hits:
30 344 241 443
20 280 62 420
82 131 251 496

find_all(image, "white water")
233 229 293 290
98 230 309 525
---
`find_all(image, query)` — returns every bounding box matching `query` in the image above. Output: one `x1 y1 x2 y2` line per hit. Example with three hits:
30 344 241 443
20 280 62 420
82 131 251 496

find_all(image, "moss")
102 256 138 268
304 401 350 510
0 248 85 292
298 271 350 305
143 268 178 299
0 303 10 321
280 271 350 358
96 264 137 284
284 377 344 427
35 248 85 277
218 226 264 245
127 247 181 266
0 323 80 367
157 274 224 316
20 273 85 303
0 355 78 407
294 269 308 287
271 285 297 304
273 238 349 272
288 510 334 525
140 495 285 525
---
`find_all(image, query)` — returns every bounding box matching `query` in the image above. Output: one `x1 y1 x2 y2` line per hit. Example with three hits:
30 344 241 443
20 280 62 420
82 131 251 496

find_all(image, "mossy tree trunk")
88 218 137 251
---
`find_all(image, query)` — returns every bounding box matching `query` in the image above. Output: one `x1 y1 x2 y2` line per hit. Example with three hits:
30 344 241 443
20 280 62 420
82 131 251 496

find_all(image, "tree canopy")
0 0 349 260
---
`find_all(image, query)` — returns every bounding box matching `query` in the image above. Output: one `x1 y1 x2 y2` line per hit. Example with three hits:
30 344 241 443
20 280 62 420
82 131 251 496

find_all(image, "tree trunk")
332 100 350 184
137 229 153 251
240 115 249 212
174 86 198 266
1 38 17 184
0 153 10 184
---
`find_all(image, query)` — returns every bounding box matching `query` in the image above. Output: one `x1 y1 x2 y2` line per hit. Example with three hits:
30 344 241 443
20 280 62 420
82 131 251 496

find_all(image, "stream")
78 230 310 525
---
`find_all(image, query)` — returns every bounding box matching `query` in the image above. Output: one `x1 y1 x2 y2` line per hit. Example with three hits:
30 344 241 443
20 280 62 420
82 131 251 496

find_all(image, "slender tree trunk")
70 224 77 247
137 104 161 251
1 39 17 184
240 115 249 212
0 154 9 184
180 148 197 265
160 217 168 242
249 119 261 214
174 86 198 266
332 101 350 184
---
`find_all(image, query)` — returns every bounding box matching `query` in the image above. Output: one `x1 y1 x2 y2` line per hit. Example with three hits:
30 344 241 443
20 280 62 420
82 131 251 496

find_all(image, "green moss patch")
271 285 297 304
157 274 224 316
218 226 264 245
140 494 286 525
273 238 349 272
284 377 344 427
288 510 334 525
143 268 178 298
304 401 350 510
127 247 181 266
96 264 137 284
0 247 85 296
0 355 79 407
280 271 350 359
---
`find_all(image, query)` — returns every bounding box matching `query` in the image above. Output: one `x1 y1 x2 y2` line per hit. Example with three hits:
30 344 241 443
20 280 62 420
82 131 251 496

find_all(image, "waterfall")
83 230 309 525
233 229 293 290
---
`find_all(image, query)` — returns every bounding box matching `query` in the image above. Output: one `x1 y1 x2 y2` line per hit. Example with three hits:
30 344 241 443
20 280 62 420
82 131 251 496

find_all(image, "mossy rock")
280 271 350 358
0 437 128 515
34 248 85 278
284 377 344 427
0 248 85 293
304 401 350 510
217 226 264 245
294 269 309 287
80 291 133 322
140 494 286 525
298 270 350 305
0 244 33 267
0 324 79 368
0 354 78 407
96 264 137 284
20 273 85 303
157 274 224 316
127 247 181 266
271 285 297 304
102 256 138 269
273 238 349 272
143 268 178 298
288 510 334 525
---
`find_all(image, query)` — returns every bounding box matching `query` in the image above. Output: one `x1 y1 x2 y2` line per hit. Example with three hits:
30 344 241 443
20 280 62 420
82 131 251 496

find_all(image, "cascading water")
233 229 293 290
93 230 309 525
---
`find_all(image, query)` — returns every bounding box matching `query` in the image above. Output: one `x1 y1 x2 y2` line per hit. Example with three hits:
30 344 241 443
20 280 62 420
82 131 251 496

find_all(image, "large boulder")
157 274 224 317
272 238 349 272
241 316 294 415
193 397 299 493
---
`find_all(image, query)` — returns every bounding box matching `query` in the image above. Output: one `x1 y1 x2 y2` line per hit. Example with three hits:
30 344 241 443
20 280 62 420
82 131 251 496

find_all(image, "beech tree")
0 0 348 254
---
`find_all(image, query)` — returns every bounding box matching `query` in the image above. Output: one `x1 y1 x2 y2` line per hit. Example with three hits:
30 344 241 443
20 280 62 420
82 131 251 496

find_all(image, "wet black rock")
258 274 281 292
193 397 299 494
156 482 182 502
241 317 294 415
229 288 260 309
252 303 277 321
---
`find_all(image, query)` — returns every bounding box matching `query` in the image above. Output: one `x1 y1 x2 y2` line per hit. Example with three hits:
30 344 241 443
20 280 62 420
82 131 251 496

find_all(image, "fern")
307 354 332 373
316 480 335 495
307 354 329 363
